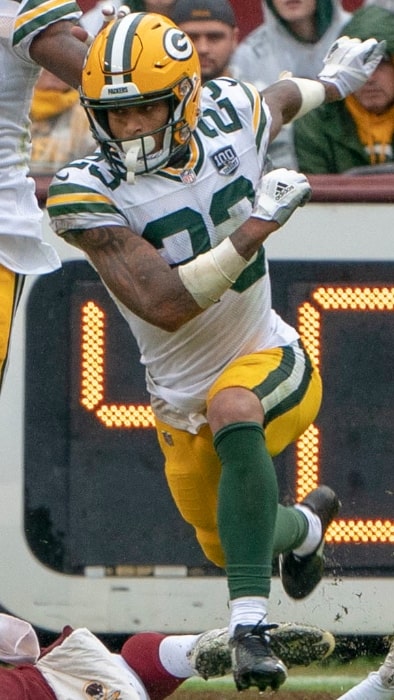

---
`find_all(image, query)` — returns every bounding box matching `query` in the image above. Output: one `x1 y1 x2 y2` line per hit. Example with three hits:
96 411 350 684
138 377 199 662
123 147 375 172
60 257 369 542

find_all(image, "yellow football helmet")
80 12 201 180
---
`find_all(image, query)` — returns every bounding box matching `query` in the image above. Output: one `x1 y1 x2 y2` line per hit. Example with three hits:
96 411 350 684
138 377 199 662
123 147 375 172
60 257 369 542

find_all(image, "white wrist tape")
285 78 325 122
178 237 248 309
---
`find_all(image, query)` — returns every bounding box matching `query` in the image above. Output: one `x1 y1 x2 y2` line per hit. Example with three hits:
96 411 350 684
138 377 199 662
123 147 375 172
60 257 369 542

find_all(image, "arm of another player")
28 1 132 85
30 1 133 86
29 20 88 89
262 35 387 142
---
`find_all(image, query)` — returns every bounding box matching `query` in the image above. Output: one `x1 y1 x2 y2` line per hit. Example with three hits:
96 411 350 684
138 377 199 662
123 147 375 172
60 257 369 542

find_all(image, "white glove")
318 35 387 97
101 3 131 22
252 168 311 226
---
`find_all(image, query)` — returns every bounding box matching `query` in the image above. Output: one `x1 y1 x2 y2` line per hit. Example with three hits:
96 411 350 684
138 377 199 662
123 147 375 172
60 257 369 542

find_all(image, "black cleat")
279 485 340 600
230 622 287 692
188 622 335 679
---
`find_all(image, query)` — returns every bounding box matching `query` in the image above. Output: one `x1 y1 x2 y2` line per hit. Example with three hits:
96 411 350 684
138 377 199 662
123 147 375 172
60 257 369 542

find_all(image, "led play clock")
24 260 394 576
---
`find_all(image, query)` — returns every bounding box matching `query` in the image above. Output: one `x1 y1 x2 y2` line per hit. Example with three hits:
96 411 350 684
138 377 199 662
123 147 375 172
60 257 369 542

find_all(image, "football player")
0 0 87 392
0 613 335 699
47 13 385 692
1 613 393 699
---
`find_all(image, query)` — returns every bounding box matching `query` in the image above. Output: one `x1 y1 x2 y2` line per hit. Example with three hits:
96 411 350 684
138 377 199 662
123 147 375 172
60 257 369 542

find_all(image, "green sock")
273 503 310 557
214 422 278 599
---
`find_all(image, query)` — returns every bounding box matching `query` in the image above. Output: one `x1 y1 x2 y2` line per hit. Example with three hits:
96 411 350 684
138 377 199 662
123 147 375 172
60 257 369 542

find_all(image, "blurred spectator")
30 69 96 176
80 0 176 35
294 5 394 173
171 0 239 82
229 0 351 167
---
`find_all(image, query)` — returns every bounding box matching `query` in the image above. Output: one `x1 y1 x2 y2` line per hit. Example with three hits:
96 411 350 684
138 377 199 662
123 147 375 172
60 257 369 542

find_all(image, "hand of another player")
101 3 131 23
251 169 312 226
82 3 131 45
318 35 387 97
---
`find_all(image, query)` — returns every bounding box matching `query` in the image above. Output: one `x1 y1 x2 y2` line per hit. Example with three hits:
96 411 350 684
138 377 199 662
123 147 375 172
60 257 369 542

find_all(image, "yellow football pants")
155 344 322 568
0 265 23 391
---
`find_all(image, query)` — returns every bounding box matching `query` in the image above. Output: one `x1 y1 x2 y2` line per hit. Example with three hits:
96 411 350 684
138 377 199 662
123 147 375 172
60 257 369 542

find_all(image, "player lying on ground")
1 614 393 700
0 613 334 699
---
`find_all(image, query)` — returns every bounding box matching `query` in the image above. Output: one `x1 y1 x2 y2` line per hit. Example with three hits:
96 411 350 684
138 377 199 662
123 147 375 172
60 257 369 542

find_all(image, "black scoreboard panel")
24 260 394 575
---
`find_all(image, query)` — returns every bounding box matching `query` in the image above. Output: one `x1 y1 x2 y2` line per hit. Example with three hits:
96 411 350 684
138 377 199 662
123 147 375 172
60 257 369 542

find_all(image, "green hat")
342 6 394 55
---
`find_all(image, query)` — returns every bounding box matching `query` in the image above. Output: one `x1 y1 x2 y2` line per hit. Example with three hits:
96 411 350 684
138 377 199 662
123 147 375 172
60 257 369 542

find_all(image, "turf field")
174 654 382 698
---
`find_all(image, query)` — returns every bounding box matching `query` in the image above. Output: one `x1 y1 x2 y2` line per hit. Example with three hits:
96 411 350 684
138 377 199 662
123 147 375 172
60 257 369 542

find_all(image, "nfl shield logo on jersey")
211 146 239 175
180 168 197 184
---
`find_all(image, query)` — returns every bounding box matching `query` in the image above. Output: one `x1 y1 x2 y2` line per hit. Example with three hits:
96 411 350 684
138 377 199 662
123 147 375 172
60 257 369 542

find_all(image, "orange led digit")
80 300 155 428
296 284 394 546
312 286 394 311
24 261 394 574
81 300 104 410
78 286 394 545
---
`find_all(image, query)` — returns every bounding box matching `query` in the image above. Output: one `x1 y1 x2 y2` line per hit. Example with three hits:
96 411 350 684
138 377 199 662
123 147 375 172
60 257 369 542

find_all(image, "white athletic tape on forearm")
286 78 326 122
178 237 248 309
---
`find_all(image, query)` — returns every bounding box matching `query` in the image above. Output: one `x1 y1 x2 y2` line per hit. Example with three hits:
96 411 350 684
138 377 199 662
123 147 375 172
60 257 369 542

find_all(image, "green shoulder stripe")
47 182 122 218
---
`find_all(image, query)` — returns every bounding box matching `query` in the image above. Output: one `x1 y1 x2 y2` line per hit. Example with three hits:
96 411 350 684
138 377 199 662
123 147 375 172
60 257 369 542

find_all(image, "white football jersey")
37 628 141 700
48 79 298 431
0 0 80 274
